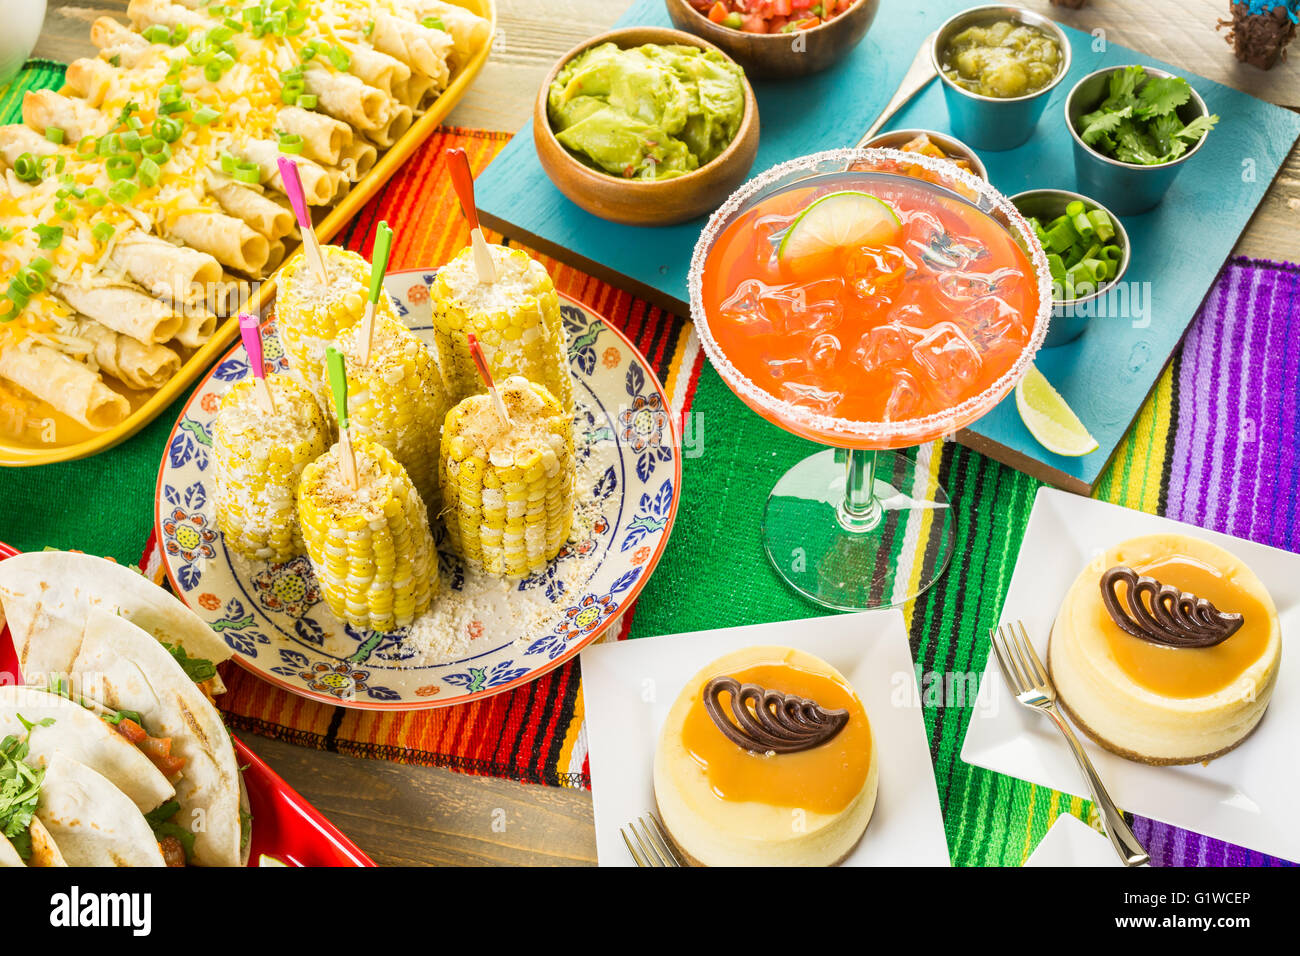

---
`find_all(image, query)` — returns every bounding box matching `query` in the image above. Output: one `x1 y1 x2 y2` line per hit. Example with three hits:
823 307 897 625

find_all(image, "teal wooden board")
475 0 1300 492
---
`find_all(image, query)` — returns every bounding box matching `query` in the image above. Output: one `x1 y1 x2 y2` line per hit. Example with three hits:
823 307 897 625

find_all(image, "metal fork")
620 812 684 867
990 621 1149 867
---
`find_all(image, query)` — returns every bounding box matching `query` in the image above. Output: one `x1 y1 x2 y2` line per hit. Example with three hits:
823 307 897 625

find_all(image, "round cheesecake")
653 645 878 866
1049 533 1281 766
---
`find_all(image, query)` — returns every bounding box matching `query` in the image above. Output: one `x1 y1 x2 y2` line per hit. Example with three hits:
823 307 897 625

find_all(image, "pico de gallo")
689 0 859 34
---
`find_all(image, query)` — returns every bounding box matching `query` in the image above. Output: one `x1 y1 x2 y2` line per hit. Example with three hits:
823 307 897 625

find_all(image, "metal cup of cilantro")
1066 65 1219 215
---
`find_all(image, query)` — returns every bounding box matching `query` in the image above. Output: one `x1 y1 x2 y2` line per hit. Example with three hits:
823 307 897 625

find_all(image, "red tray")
0 542 373 867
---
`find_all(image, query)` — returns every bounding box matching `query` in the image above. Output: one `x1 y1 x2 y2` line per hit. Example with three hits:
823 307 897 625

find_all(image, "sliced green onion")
44 127 65 145
91 222 116 244
277 132 303 154
421 16 445 30
33 224 63 249
75 135 98 157
296 93 317 110
193 105 221 125
84 187 107 207
326 46 350 71
233 161 261 184
106 155 137 181
13 153 40 182
220 151 237 174
143 24 172 44
108 180 139 204
153 117 183 143
138 157 162 187
29 257 52 273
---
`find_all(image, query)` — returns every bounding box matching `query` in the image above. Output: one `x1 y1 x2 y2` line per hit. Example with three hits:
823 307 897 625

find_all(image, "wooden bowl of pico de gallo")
665 0 880 78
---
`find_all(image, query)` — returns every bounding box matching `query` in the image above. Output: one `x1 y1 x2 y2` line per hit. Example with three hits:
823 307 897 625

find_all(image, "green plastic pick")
326 345 349 431
368 221 392 304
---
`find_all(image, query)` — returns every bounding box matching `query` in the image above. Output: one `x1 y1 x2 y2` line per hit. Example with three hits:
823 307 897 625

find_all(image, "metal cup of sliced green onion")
1011 188 1132 348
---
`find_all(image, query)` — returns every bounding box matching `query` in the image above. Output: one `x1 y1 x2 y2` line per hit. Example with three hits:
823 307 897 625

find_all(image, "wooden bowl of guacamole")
534 26 760 227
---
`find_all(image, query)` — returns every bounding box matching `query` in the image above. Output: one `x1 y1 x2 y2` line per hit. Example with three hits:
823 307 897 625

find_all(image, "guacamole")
547 42 746 181
941 20 1062 99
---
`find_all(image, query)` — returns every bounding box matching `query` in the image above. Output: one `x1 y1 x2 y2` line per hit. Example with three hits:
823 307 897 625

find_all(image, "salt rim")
686 146 1054 446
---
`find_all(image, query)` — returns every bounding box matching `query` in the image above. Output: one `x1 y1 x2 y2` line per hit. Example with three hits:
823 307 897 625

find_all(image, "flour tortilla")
71 609 243 867
0 832 23 867
27 817 65 867
0 550 229 692
0 685 174 813
34 753 164 867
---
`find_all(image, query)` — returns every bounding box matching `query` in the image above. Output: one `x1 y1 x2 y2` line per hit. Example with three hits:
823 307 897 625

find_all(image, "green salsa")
547 42 745 181
941 20 1062 99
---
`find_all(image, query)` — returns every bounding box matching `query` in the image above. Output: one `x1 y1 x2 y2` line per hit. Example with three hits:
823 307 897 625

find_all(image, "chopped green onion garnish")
106 155 137 181
92 222 116 244
193 106 221 125
326 46 350 71
108 180 139 203
421 16 445 30
44 127 64 145
13 153 40 182
138 157 162 187
33 224 63 249
296 93 317 110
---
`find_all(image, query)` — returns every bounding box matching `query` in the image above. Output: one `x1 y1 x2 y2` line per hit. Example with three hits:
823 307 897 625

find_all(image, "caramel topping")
681 662 871 814
1099 565 1243 648
702 676 849 754
1093 555 1272 699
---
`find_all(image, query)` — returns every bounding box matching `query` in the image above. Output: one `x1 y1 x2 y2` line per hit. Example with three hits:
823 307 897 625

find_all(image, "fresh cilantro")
144 800 195 862
101 708 144 726
160 642 218 684
1075 66 1218 166
0 729 45 860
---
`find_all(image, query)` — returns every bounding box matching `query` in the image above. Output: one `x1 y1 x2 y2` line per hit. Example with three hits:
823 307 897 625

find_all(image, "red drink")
700 170 1043 447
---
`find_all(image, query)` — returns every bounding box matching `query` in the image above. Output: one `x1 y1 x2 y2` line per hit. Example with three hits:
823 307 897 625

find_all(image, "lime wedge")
259 853 289 867
1015 365 1098 457
778 191 902 266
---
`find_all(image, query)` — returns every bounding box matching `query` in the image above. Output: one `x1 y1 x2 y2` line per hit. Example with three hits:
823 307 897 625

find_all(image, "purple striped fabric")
1138 258 1299 867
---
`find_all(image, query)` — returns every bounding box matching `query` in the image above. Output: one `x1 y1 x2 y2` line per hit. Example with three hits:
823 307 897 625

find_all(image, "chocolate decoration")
1099 565 1244 648
702 676 849 754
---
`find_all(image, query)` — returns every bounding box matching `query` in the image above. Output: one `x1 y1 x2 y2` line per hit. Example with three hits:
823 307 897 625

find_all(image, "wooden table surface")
31 0 1300 867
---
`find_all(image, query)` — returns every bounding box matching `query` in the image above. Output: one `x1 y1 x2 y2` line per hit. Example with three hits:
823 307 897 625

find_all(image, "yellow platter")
0 0 496 467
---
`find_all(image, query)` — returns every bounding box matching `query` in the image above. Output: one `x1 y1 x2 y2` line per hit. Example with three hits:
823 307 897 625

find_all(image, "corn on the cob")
212 376 328 563
440 376 575 577
297 438 438 632
275 245 399 413
431 244 574 415
335 312 447 510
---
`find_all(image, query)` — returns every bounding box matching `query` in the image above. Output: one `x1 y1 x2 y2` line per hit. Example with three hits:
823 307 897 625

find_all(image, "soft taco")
35 753 165 867
0 685 174 813
0 715 69 867
70 608 246 867
0 550 231 695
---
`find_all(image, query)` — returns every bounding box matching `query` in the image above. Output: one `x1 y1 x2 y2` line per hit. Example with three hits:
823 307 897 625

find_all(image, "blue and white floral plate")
154 269 679 710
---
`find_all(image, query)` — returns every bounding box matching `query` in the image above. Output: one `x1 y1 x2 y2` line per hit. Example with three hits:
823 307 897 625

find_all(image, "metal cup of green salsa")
931 5 1071 151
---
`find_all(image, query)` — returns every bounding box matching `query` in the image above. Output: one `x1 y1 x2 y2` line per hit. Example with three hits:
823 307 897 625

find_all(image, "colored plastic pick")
277 155 328 282
467 332 510 423
326 345 358 488
446 147 497 283
358 221 393 366
238 312 273 412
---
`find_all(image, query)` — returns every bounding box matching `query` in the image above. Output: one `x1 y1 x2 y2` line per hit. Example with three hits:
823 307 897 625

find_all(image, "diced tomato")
113 718 186 779
768 16 788 32
707 1 729 23
773 0 793 15
159 836 187 868
741 13 767 31
114 718 147 746
792 0 813 10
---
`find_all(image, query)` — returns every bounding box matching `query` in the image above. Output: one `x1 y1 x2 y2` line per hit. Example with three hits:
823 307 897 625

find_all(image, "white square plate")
1024 814 1123 867
581 611 950 866
962 488 1299 862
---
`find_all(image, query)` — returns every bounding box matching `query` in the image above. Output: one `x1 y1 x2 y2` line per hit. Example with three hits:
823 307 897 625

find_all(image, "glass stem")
838 448 884 533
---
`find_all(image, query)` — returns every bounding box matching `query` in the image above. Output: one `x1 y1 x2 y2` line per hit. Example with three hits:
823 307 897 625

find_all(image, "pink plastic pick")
238 312 274 412
277 155 327 281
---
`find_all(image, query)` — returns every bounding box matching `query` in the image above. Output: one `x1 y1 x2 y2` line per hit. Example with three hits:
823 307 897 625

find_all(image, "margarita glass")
689 148 1052 610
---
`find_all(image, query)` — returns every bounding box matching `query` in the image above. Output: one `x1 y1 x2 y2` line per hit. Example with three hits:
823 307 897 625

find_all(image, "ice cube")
882 369 926 421
911 321 983 402
779 380 843 416
772 278 845 334
764 356 807 380
966 295 1026 350
718 279 777 336
854 322 923 372
808 333 841 372
907 214 989 273
846 246 911 300
937 266 1024 303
